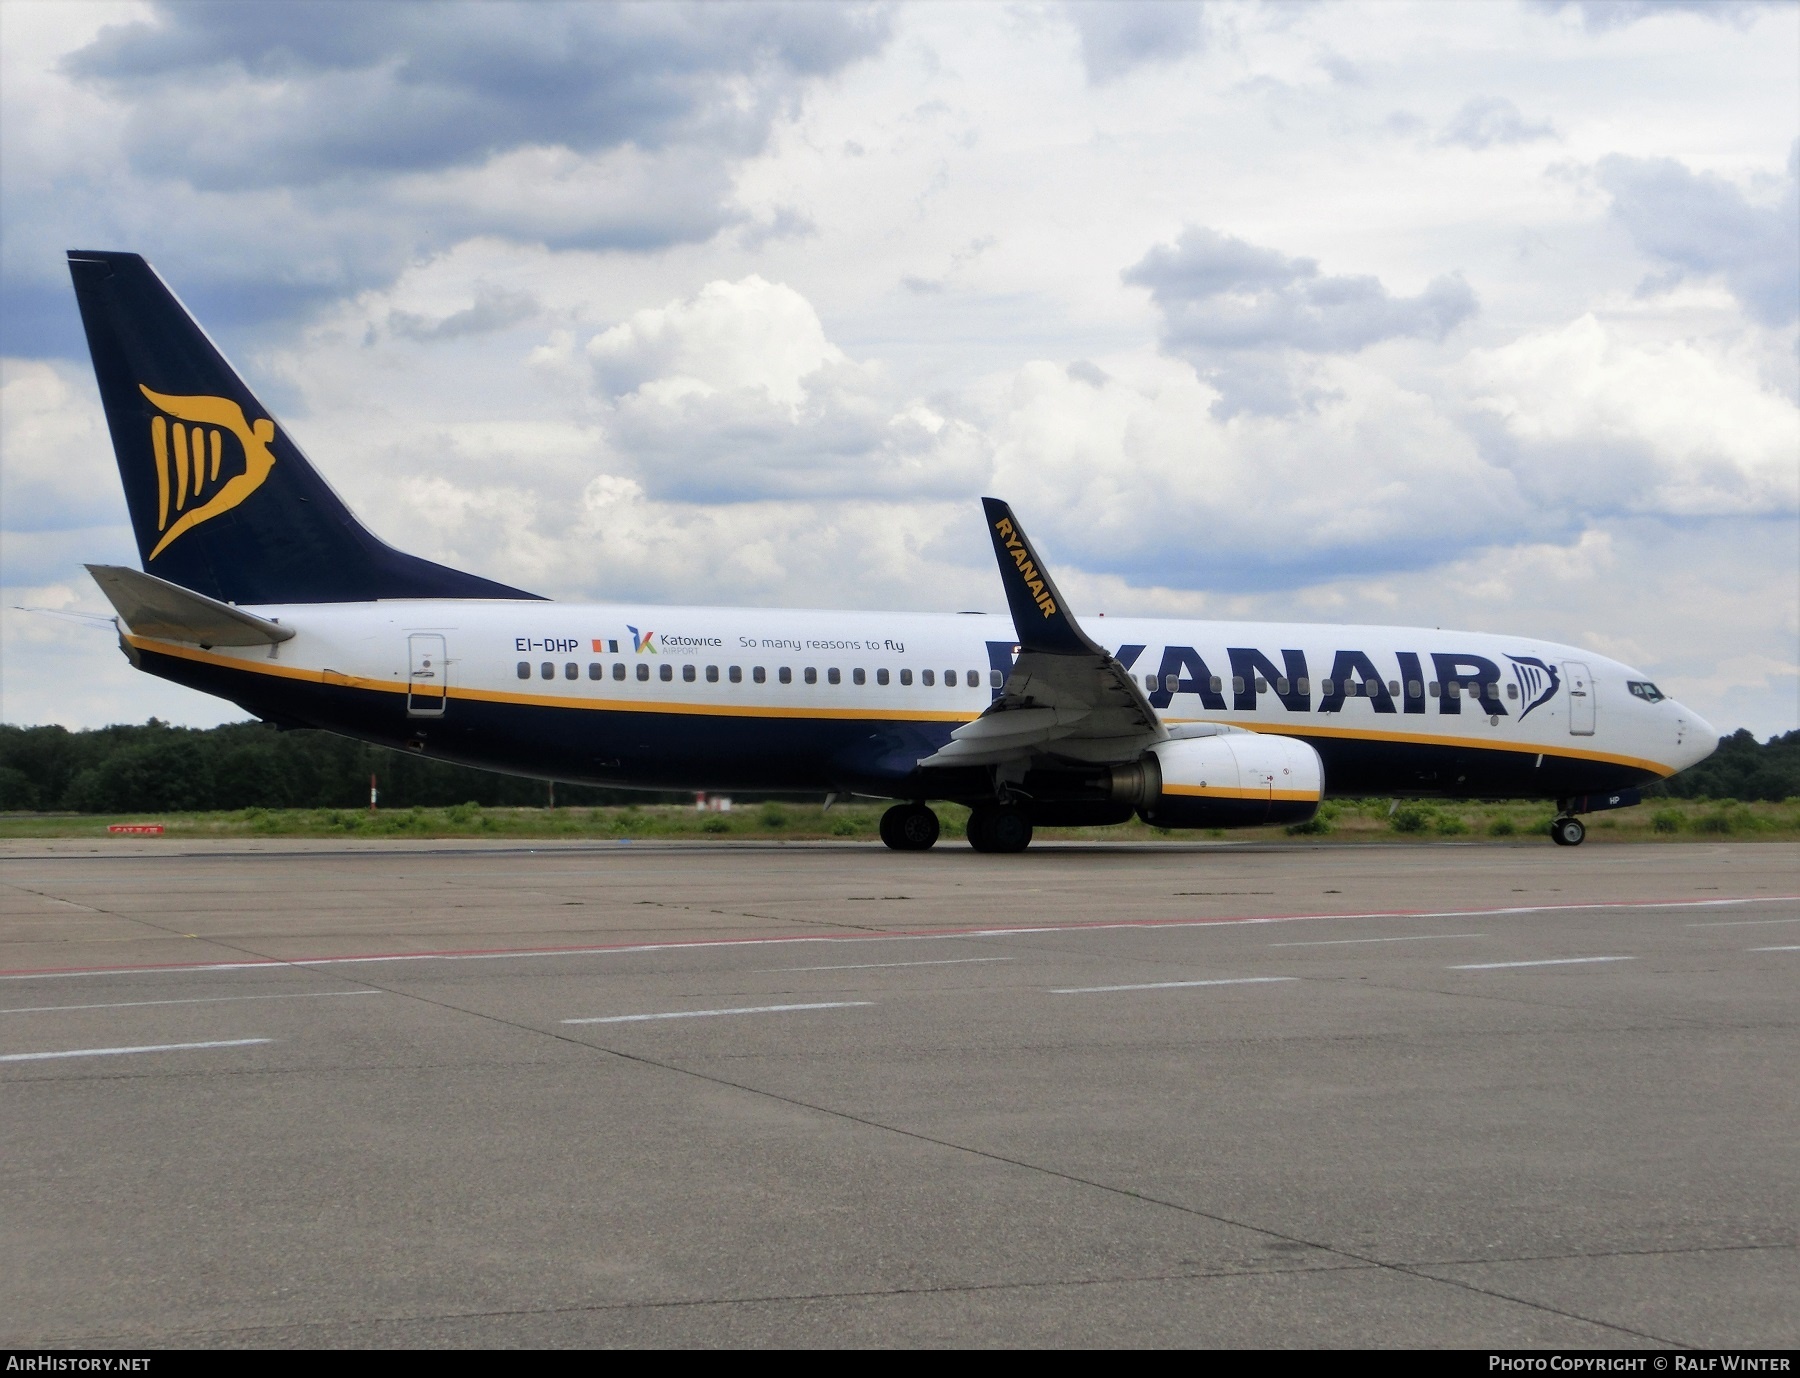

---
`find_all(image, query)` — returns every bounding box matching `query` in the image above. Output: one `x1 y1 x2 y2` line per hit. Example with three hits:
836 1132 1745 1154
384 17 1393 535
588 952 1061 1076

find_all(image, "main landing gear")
1550 815 1586 847
879 802 940 851
966 804 1033 854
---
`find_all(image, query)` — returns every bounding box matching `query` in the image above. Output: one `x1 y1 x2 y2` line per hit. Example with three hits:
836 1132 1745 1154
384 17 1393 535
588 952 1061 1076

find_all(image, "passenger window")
1388 680 1399 696
540 662 554 680
779 667 792 684
659 664 673 682
1209 676 1223 694
1448 681 1461 699
1164 673 1177 692
1296 678 1310 695
828 668 841 685
853 668 866 685
612 663 625 681
1256 677 1268 693
706 665 719 683
1427 681 1438 696
900 668 913 686
1321 679 1334 695
1232 676 1245 694
944 670 956 687
682 664 696 682
517 661 530 679
922 669 935 686
754 666 766 684
804 667 818 685
1506 683 1518 700
1408 679 1422 697
636 663 650 682
877 668 890 686
565 663 578 680
1145 674 1157 691
1275 677 1288 694
990 669 1003 688
729 666 742 683
588 663 602 680
968 671 979 687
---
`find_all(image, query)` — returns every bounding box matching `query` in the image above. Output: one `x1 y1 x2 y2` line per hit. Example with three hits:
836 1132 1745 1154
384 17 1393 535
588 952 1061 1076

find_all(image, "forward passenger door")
1564 661 1594 736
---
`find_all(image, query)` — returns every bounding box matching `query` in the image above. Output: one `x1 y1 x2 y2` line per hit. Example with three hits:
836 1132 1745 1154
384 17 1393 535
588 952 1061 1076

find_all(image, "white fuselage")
126 599 1716 797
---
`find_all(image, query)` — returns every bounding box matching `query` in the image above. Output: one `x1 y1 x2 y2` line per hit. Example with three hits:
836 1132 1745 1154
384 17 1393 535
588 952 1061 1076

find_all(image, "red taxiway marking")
1 895 1792 980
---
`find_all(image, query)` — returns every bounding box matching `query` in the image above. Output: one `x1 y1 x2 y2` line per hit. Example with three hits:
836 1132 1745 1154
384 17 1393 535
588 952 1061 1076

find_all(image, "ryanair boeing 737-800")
65 251 1717 851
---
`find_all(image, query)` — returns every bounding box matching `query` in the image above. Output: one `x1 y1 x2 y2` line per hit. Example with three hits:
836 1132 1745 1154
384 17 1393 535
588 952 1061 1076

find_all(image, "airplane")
64 250 1718 852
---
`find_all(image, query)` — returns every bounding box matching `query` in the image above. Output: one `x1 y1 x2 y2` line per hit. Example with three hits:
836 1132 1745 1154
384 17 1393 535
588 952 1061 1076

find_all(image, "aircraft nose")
1672 702 1719 770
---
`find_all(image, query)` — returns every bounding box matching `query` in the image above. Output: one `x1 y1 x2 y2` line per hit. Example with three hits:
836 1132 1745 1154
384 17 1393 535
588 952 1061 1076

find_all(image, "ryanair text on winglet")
994 516 1057 619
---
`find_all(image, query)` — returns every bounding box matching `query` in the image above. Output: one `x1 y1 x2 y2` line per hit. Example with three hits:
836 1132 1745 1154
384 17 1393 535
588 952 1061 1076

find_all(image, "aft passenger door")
407 633 448 718
1564 661 1594 736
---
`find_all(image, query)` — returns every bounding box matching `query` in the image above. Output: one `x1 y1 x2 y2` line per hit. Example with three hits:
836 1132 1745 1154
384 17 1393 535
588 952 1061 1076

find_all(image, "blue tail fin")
66 250 540 604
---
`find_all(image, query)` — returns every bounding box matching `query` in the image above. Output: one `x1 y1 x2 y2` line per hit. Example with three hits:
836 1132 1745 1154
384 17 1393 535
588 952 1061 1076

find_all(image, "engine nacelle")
1112 733 1323 829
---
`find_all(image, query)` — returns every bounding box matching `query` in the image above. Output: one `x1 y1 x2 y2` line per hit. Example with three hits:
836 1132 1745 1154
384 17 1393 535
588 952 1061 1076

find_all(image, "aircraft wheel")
1550 815 1585 847
879 803 939 851
967 805 1032 853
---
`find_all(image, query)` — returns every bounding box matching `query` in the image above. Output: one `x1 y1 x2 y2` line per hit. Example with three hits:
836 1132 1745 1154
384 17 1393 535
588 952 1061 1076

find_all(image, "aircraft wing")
920 498 1165 768
88 563 295 647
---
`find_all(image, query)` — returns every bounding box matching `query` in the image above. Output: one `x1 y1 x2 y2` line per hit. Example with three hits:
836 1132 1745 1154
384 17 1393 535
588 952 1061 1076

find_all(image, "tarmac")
2 837 1795 1347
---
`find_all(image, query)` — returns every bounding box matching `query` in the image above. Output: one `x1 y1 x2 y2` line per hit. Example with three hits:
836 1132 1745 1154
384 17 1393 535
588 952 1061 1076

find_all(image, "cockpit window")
1627 681 1665 703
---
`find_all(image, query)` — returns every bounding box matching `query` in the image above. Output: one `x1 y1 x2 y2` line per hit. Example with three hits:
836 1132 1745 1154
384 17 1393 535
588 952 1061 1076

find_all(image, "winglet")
980 497 1104 656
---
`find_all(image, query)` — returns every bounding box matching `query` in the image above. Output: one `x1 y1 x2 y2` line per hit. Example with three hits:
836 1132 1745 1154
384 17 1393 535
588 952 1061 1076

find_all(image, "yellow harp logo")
140 385 277 560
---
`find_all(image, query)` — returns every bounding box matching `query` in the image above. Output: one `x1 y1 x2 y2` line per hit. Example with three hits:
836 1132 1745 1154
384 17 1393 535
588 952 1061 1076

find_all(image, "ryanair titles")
992 516 1058 619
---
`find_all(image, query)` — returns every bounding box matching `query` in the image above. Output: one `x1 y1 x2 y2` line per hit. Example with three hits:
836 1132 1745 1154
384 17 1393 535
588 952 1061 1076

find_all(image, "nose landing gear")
879 802 940 851
1549 815 1586 847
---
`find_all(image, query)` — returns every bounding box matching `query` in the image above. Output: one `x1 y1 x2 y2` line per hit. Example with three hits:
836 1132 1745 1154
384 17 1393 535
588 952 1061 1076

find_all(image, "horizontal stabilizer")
87 564 295 647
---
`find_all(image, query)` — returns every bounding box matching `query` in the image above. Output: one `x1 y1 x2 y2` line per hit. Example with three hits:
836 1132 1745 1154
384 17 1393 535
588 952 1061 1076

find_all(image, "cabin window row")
1138 673 1517 701
516 661 1005 687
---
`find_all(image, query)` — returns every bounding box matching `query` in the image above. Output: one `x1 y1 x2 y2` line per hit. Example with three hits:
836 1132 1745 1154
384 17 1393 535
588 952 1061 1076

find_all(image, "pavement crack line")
13 1259 1421 1346
0 897 1708 1348
235 961 1692 1348
44 1239 1792 1346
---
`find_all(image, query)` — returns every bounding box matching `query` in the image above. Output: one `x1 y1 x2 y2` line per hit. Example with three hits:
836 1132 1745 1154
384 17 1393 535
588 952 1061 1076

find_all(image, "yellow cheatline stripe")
1162 784 1320 801
1165 715 1675 777
127 637 977 724
129 636 1677 774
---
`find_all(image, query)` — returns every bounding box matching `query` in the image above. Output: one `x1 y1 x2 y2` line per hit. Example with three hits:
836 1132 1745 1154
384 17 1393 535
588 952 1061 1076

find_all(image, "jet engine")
1106 732 1324 828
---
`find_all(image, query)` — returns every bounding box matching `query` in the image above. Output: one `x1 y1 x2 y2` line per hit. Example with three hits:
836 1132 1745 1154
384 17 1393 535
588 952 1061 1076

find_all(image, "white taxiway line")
0 1038 272 1063
1051 977 1296 994
0 991 380 1015
1450 956 1633 970
563 1001 873 1025
1686 917 1800 927
758 957 1014 973
1749 945 1800 952
1270 934 1484 947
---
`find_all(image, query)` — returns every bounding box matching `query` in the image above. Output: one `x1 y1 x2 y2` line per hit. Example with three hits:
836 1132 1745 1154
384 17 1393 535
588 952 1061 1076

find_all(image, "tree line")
0 719 1793 814
0 720 664 813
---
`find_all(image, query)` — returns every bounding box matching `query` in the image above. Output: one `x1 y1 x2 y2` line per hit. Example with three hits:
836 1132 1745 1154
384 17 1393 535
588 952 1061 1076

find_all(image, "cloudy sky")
2 0 1796 737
